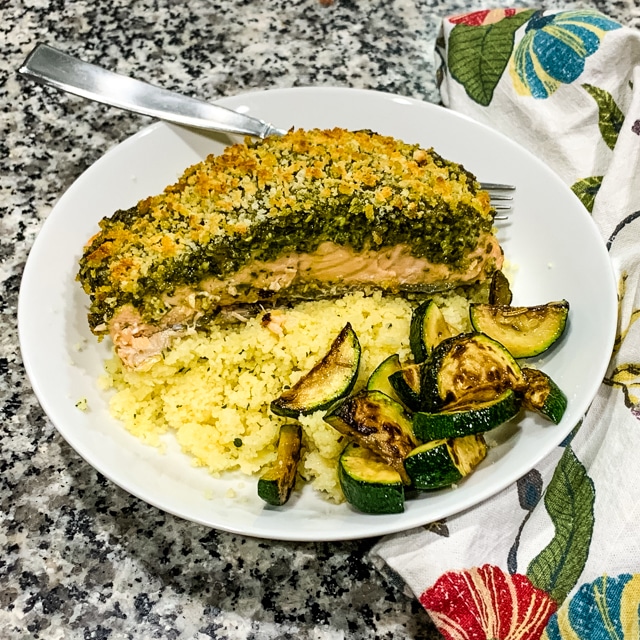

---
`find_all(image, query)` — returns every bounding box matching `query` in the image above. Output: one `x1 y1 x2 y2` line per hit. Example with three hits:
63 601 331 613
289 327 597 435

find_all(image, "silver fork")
18 43 515 212
18 43 286 138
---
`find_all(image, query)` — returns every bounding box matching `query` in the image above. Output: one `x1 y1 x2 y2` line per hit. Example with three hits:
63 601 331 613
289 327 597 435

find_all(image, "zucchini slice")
404 434 487 490
521 367 568 424
420 332 526 412
409 300 454 363
324 390 416 484
413 389 521 441
339 442 405 514
257 423 302 506
367 353 403 403
453 433 489 475
271 323 361 418
388 364 423 411
469 300 569 358
488 270 513 306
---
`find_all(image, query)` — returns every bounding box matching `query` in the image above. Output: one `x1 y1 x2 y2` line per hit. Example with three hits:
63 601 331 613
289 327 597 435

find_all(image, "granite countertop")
2 0 634 638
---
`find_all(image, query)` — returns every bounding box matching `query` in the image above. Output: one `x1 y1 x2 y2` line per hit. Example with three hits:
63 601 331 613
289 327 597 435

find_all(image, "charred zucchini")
367 353 403 402
420 332 526 412
338 442 405 514
257 423 302 506
409 300 455 363
488 270 513 306
404 435 487 490
521 367 568 424
324 390 416 484
413 389 521 441
271 323 360 418
389 364 423 412
469 300 569 358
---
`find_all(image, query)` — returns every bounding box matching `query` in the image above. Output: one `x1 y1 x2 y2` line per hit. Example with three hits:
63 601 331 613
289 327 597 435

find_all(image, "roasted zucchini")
409 299 454 364
521 367 568 424
367 353 403 402
324 390 416 484
388 364 424 412
488 270 513 305
338 442 405 514
257 423 302 506
469 300 569 358
420 332 526 412
271 323 361 418
404 435 487 490
413 388 521 441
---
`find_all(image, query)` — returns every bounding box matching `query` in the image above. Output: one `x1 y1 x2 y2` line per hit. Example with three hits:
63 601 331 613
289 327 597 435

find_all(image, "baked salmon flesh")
77 128 503 369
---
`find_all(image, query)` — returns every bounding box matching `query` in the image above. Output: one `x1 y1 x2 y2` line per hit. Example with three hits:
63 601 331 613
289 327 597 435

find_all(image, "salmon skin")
77 128 502 368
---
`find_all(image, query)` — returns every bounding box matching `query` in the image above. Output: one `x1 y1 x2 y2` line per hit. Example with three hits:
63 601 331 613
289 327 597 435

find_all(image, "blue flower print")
542 573 640 639
510 10 621 99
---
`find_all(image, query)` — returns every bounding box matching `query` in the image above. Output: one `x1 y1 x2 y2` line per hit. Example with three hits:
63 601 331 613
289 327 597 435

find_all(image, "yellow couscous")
101 290 475 502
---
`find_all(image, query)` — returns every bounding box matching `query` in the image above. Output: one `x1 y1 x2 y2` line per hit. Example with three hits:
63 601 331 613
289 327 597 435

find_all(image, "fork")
18 43 515 212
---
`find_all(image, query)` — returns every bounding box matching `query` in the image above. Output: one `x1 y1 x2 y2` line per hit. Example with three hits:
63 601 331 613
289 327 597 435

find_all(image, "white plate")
19 87 617 541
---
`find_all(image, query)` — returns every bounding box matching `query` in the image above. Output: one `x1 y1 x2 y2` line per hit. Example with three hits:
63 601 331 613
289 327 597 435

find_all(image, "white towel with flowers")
373 8 640 638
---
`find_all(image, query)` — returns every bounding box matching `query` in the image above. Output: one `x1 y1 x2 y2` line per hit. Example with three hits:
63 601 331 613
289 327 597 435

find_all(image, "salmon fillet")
77 128 502 368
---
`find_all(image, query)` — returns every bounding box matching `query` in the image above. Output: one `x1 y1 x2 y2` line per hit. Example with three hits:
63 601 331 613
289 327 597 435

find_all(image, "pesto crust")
77 128 495 331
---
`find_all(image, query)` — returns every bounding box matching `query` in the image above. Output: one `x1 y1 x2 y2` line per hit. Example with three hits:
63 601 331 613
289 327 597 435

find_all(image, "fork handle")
18 43 285 139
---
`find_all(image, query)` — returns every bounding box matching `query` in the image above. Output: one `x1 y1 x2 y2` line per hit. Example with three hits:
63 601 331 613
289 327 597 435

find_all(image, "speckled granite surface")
2 0 637 638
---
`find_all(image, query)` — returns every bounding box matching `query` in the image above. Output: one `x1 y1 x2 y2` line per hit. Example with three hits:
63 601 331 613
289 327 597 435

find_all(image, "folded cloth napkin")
373 8 640 638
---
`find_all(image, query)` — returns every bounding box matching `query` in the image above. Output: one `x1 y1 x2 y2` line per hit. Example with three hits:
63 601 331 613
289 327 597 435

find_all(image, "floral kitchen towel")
373 8 640 638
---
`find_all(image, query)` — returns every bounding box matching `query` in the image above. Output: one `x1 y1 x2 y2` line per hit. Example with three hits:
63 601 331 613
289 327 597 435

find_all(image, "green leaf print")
571 176 604 213
582 84 625 150
527 446 595 604
448 10 535 107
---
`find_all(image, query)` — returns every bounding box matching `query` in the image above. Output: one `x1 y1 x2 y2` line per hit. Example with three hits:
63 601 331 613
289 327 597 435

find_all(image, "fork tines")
480 182 515 218
480 182 516 191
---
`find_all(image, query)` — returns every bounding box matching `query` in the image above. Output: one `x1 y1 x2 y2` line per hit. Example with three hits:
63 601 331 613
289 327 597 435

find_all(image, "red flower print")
449 8 523 26
420 564 557 640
